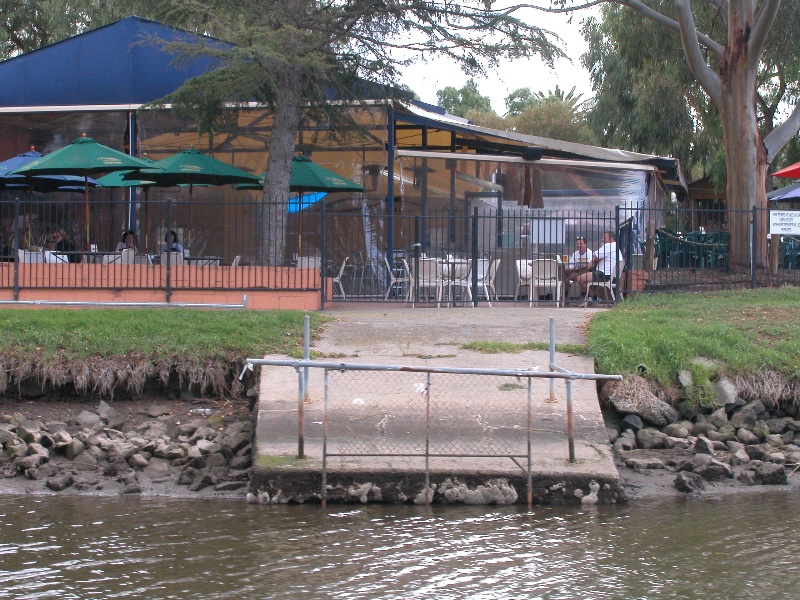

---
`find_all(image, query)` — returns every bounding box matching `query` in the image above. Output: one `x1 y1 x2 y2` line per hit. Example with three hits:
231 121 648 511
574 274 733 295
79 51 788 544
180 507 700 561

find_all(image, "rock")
121 483 142 494
674 472 705 493
16 454 46 471
613 437 635 452
147 405 172 418
606 376 680 427
695 459 734 481
664 436 690 450
64 439 86 460
741 399 765 416
730 449 751 466
76 411 102 429
71 453 99 472
708 407 728 427
46 474 75 491
607 427 620 443
712 377 738 407
745 445 767 461
737 470 757 485
730 409 757 430
694 436 715 455
221 432 252 454
692 422 715 437
765 419 788 434
707 428 735 443
16 420 43 443
636 428 668 449
677 400 698 420
764 452 786 464
625 457 665 470
663 423 690 438
28 442 50 457
765 434 784 447
753 420 770 440
128 453 150 469
753 463 787 485
204 453 228 469
228 455 251 470
677 369 693 390
736 428 760 445
144 457 171 477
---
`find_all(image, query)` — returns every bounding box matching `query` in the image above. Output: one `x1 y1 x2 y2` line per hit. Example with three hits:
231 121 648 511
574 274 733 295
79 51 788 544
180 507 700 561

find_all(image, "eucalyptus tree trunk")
259 67 303 266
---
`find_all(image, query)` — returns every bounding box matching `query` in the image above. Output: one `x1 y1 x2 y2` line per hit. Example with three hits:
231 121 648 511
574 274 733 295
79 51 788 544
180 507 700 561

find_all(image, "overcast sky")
397 6 598 115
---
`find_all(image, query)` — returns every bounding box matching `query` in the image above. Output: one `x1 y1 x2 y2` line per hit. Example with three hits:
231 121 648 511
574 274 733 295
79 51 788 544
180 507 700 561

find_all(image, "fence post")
321 203 327 307
751 206 758 289
614 205 621 301
566 379 576 463
165 199 173 303
549 317 556 403
471 206 479 306
12 198 20 301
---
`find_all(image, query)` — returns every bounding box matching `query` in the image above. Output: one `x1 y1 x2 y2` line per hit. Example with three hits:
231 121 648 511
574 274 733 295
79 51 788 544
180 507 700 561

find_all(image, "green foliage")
436 79 494 118
587 288 800 387
0 309 327 362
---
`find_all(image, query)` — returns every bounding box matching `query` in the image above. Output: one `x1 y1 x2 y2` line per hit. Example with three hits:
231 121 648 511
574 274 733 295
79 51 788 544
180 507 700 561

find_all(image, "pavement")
251 305 625 505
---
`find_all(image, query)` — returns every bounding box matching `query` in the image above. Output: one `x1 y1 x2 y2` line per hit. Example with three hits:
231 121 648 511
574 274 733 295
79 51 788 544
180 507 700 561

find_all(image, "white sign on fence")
769 211 800 235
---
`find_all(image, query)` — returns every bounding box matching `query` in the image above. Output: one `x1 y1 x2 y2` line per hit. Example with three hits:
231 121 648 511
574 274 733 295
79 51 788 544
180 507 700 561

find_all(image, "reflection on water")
1 492 799 599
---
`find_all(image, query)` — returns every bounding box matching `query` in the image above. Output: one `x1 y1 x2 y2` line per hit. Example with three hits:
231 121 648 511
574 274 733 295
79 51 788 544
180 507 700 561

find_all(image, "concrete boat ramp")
250 307 625 506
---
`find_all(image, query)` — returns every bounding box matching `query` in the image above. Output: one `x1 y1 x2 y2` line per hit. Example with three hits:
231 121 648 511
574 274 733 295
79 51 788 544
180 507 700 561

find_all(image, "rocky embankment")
604 371 800 496
0 399 255 498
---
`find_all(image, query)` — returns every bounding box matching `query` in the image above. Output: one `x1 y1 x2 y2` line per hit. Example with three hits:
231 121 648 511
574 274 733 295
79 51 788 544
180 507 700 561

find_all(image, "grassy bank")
0 309 326 362
0 309 327 397
587 287 800 388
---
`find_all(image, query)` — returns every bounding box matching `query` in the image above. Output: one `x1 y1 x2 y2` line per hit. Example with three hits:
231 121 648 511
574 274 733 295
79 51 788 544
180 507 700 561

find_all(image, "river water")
2 492 798 599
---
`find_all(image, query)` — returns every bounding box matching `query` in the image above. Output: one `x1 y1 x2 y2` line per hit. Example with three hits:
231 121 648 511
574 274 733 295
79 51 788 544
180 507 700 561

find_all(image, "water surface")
1 493 798 598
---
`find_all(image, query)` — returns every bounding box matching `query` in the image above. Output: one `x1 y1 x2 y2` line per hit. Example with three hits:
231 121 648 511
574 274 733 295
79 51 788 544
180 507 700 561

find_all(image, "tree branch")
750 0 781 60
674 0 722 106
611 0 724 57
764 101 800 164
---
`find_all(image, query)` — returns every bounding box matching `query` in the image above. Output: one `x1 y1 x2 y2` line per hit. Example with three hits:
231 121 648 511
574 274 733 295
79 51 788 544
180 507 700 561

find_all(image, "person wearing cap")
563 236 593 280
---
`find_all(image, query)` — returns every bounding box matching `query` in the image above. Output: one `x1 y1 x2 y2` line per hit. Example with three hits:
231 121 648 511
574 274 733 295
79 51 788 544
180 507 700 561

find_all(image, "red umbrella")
773 161 800 179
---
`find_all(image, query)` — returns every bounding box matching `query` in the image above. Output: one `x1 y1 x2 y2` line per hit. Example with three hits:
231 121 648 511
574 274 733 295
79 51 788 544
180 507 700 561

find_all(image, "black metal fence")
2 195 799 304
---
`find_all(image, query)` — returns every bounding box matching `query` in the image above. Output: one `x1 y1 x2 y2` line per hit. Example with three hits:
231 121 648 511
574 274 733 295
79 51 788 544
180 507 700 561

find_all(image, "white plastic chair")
531 259 563 307
231 255 241 267
383 255 410 300
476 258 500 306
103 252 122 264
120 248 135 264
442 260 472 307
333 256 348 300
414 257 443 307
18 249 44 263
160 251 184 265
586 259 624 305
44 251 67 264
297 256 321 270
514 259 532 302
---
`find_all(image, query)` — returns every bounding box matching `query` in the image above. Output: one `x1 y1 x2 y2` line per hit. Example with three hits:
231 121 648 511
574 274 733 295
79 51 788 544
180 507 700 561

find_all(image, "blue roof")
0 16 225 108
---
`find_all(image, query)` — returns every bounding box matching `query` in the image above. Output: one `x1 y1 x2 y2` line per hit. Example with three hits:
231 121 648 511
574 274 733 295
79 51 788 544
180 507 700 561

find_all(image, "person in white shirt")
563 236 593 280
575 230 620 298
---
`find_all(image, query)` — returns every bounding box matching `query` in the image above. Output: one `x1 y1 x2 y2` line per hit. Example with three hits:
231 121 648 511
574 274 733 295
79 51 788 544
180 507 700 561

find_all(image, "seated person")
45 234 57 252
574 230 621 299
52 229 81 263
563 236 593 280
116 230 139 252
160 230 184 254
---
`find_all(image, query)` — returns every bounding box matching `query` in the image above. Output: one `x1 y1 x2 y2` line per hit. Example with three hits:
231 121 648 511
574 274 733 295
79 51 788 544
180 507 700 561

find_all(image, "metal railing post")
566 379 575 463
471 206 479 306
12 198 20 301
303 315 310 404
549 317 557 403
322 369 329 507
297 366 305 459
165 199 173 303
751 206 758 289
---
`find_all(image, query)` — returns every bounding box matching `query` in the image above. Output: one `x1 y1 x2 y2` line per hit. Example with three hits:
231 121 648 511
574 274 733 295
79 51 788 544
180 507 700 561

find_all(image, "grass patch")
256 454 316 468
0 308 328 363
587 287 800 387
461 340 589 355
498 383 526 391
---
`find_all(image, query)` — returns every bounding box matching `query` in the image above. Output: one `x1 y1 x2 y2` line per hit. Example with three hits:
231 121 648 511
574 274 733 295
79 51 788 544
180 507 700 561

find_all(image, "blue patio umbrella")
768 182 800 202
0 148 98 191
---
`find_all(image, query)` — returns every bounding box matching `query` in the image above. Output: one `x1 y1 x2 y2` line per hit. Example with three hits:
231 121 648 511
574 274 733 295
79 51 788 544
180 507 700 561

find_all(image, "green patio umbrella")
128 148 261 246
235 155 365 254
11 135 154 250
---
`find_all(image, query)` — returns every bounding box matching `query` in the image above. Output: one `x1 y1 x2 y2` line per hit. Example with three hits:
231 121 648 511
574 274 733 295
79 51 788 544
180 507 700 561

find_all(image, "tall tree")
562 0 800 269
436 79 495 117
151 0 562 264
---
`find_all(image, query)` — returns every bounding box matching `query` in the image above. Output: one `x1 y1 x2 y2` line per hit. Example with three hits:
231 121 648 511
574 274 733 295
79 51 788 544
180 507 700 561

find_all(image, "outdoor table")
185 256 221 266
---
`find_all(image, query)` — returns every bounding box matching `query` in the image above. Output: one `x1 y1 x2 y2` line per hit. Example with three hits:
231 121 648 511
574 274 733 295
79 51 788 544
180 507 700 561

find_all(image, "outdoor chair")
514 259 533 302
44 251 67 264
120 248 135 264
102 252 122 264
18 249 44 263
383 255 410 300
160 251 184 266
414 257 443 307
442 260 472 307
531 258 562 307
231 255 241 267
476 258 500 306
333 256 348 300
586 259 625 305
